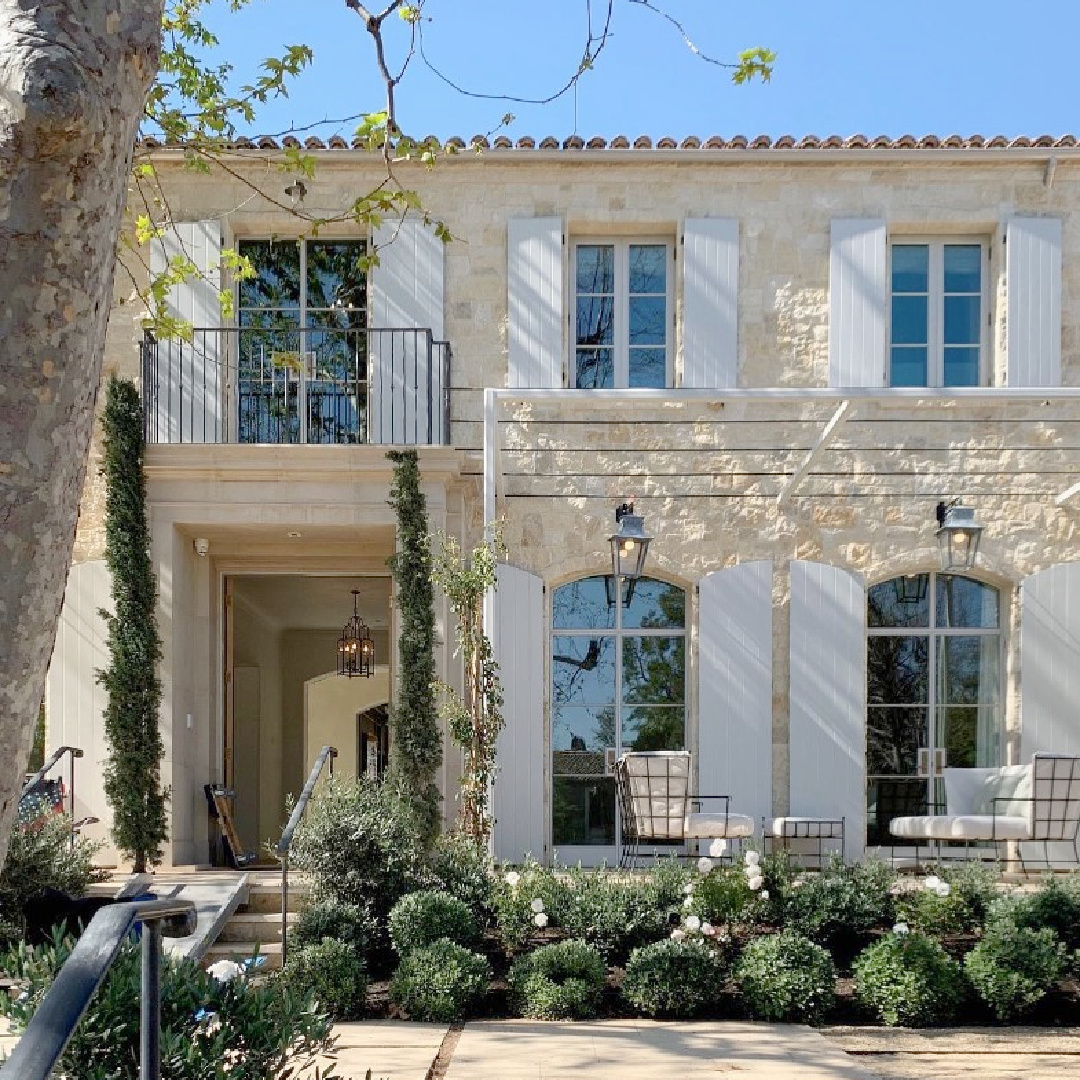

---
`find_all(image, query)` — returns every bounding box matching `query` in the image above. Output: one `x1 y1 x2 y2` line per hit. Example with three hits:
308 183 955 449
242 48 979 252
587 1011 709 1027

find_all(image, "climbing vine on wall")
430 525 507 846
97 376 168 873
386 450 441 846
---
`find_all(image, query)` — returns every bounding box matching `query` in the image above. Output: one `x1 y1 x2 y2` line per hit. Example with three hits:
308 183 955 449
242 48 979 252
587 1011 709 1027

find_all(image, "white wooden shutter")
698 562 773 828
1020 562 1080 865
789 560 867 860
489 564 546 862
507 218 564 388
149 221 222 442
45 562 112 833
1007 217 1062 387
828 219 887 388
682 218 739 388
371 219 446 444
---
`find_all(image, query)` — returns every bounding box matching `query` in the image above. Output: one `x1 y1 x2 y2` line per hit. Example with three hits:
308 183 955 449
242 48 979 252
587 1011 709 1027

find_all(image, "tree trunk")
0 0 162 869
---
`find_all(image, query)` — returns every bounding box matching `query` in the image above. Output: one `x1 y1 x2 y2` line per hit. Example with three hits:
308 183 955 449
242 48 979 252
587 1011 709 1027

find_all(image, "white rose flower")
759 890 770 901
696 856 714 874
504 871 521 887
530 897 545 913
747 874 764 892
701 922 716 937
206 960 244 984
923 875 941 891
670 928 686 941
683 896 694 908
935 882 951 898
684 915 701 932
683 882 695 895
533 911 548 928
893 922 910 935
744 850 761 867
709 839 728 857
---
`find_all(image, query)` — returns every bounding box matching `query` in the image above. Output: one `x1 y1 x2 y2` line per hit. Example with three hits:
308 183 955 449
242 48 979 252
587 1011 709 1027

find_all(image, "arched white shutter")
789 560 866 860
682 218 739 388
507 218 564 388
148 221 222 442
698 562 773 828
1007 217 1062 387
489 564 546 862
371 219 446 443
828 219 887 388
1020 562 1080 865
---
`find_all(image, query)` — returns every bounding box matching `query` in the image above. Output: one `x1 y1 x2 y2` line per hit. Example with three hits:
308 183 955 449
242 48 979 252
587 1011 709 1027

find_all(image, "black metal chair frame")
614 753 737 870
762 817 846 869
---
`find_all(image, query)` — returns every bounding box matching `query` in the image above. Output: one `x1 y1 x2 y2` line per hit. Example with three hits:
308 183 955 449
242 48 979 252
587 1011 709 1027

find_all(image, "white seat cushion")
685 812 755 838
889 814 1031 841
767 817 844 839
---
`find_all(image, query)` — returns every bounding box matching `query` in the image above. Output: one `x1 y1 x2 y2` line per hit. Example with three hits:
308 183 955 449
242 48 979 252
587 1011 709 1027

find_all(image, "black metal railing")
20 746 96 847
0 897 197 1080
275 745 337 967
141 326 451 446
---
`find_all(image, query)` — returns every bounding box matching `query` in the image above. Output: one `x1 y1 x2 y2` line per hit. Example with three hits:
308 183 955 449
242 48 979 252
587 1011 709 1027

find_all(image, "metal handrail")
0 897 197 1080
275 745 337 966
22 745 84 848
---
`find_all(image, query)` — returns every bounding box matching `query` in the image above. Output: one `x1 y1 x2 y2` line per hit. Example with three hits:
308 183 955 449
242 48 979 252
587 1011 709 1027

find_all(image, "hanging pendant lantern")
935 502 984 571
338 588 375 678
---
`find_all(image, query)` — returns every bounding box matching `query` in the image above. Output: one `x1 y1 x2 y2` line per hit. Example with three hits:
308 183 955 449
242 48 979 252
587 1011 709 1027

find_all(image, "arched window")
866 573 1003 845
550 576 686 854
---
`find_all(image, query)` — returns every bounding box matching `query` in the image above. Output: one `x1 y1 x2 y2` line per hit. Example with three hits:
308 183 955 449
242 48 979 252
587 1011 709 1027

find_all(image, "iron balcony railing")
141 326 451 446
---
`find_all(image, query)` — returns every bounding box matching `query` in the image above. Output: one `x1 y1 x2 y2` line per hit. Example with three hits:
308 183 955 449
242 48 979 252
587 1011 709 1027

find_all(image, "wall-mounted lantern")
936 501 984 571
609 500 652 587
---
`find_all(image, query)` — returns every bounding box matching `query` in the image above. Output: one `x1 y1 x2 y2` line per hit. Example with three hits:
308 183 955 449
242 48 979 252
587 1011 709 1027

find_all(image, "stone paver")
856 1054 1076 1080
446 1020 880 1079
310 1020 447 1080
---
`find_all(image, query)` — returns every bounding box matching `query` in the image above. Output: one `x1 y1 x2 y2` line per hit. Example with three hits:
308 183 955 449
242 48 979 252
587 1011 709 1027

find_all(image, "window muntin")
890 241 985 388
550 576 685 847
574 241 671 389
866 573 1003 844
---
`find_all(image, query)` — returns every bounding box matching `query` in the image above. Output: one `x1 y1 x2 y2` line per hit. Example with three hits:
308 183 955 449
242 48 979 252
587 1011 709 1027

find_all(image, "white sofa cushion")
973 764 1033 819
890 814 1031 841
685 812 755 839
942 767 999 815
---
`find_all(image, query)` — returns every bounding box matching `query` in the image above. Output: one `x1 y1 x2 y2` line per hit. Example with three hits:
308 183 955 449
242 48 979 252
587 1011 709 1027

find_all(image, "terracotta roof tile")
141 133 1080 155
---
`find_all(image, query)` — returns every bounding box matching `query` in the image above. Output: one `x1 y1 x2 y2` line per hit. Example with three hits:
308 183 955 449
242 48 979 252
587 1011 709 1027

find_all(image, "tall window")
550 576 685 848
236 239 367 444
866 573 1003 844
574 241 671 389
890 241 985 387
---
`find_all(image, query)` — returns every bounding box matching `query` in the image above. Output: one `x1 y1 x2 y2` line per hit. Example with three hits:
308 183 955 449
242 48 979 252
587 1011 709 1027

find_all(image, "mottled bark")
0 0 162 869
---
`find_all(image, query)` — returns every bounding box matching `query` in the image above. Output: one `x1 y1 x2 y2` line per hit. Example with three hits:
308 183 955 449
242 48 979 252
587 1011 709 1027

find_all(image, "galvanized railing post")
140 920 163 1080
280 849 289 969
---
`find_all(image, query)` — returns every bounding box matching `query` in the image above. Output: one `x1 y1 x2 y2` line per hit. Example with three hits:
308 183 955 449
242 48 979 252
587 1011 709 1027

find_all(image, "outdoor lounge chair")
614 750 754 869
888 753 1080 869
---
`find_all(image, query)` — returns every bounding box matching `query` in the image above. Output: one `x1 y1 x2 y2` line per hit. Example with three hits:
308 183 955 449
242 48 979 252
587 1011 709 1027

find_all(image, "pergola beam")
777 400 852 507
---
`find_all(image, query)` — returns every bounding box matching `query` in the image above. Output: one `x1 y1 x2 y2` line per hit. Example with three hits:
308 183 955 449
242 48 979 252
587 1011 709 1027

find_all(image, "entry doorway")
222 574 391 855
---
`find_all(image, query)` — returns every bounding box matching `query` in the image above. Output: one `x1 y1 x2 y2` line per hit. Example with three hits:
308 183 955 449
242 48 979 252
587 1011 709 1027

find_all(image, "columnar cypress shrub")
96 376 167 872
386 449 441 845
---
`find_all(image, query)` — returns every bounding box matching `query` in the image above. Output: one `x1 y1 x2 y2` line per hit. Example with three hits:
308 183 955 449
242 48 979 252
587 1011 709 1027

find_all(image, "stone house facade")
46 134 1080 868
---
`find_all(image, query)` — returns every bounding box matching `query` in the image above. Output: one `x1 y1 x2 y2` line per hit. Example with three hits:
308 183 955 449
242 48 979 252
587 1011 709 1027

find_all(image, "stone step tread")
203 941 282 971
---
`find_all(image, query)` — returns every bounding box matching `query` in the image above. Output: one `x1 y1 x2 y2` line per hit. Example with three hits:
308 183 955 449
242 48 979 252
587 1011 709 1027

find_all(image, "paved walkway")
446 1020 879 1079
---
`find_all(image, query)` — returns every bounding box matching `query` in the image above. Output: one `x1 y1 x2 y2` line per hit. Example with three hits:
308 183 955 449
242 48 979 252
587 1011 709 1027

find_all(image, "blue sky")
202 1 1080 140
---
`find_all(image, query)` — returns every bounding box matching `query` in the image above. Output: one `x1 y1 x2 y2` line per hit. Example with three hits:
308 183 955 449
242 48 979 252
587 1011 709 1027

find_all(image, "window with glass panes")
550 576 686 848
236 239 367 444
573 241 671 389
890 241 986 387
865 573 1003 845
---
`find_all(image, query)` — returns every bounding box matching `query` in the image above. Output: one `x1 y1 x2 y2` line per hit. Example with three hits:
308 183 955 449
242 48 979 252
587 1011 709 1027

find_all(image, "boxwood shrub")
621 937 729 1018
508 939 607 1020
389 938 491 1022
964 922 1065 1021
562 870 672 964
853 932 965 1026
388 889 480 957
292 897 373 957
735 931 836 1025
280 938 368 1020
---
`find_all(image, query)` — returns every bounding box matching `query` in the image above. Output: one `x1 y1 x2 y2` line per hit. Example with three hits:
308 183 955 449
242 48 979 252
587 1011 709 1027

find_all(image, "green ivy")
386 450 441 846
96 377 168 873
